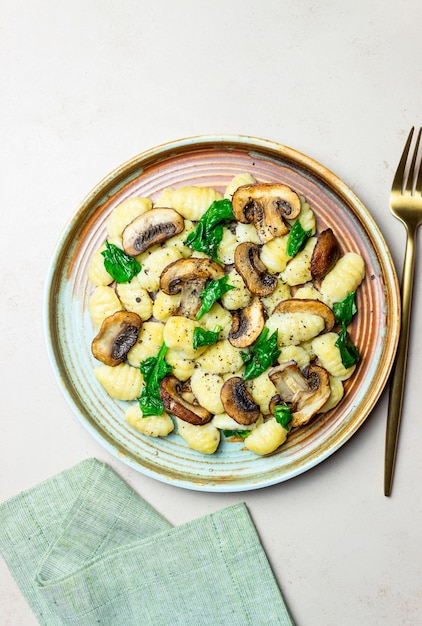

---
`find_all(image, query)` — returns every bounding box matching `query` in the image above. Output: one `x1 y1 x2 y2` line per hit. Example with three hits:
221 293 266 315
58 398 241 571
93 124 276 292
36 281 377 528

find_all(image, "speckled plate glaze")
45 135 400 491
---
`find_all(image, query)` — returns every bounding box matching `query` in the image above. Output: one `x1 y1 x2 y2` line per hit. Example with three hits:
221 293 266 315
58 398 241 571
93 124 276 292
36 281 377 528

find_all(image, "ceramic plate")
45 135 399 491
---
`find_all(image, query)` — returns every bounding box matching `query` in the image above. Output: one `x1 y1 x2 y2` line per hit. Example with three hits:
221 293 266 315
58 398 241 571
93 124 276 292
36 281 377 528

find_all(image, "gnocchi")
87 176 366 457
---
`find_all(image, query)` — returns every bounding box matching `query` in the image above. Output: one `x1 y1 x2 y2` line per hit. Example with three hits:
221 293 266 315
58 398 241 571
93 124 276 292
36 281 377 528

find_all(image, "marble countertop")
1 1 422 624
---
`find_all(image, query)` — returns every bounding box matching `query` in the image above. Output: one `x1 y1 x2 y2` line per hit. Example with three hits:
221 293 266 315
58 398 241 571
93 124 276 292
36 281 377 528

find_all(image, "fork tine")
405 126 421 193
392 127 414 193
414 127 422 194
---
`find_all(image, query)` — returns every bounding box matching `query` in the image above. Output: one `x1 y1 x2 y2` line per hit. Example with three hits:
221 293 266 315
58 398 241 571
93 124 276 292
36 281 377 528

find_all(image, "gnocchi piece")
176 417 220 454
196 339 244 375
280 237 317 286
134 246 183 292
190 369 225 414
244 418 288 455
224 173 257 199
87 245 113 286
319 252 366 305
221 267 253 310
163 316 204 359
245 369 278 414
260 235 291 273
217 227 237 264
266 312 326 347
164 219 195 257
261 280 291 316
94 363 143 401
107 197 153 239
125 404 174 437
293 283 325 302
116 283 153 320
165 349 195 381
277 345 311 370
212 412 263 431
312 332 356 380
288 196 316 234
89 286 123 328
318 376 345 413
199 303 233 338
235 222 261 245
126 321 164 367
152 289 181 321
155 186 223 221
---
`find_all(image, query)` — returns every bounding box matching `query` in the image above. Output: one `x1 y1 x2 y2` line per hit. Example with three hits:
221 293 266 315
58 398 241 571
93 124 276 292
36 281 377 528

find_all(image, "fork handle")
384 227 416 496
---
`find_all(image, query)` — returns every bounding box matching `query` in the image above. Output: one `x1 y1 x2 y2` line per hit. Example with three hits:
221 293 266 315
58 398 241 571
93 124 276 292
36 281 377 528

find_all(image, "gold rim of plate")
44 134 400 492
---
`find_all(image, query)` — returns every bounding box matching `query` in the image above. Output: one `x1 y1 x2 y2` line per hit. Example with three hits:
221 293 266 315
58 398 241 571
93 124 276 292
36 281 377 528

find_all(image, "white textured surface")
1 1 421 624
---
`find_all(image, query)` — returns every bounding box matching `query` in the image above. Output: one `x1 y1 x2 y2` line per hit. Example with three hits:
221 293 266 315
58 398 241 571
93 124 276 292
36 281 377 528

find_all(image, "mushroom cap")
273 298 335 332
220 376 261 425
122 208 184 256
228 297 265 348
160 257 226 319
269 360 331 427
160 374 213 425
91 311 142 366
310 228 341 282
232 183 301 243
234 242 277 297
160 257 225 295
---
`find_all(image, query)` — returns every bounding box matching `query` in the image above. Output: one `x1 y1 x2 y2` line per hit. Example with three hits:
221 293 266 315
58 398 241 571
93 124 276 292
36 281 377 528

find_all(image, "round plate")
44 135 399 491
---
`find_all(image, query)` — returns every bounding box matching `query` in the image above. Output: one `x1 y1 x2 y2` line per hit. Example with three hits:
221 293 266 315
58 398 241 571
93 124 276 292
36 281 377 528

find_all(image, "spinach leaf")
335 323 360 368
195 276 234 320
273 404 293 431
101 240 141 283
138 343 172 417
192 325 222 350
185 198 234 262
241 327 281 381
223 430 251 440
287 220 312 257
333 291 357 326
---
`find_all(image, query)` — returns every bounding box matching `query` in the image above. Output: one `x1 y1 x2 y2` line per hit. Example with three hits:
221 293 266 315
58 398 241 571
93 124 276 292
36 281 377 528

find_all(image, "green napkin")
0 458 294 625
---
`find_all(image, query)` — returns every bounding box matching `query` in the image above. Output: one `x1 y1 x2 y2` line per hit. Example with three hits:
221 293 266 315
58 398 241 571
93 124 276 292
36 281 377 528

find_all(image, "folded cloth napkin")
0 458 294 625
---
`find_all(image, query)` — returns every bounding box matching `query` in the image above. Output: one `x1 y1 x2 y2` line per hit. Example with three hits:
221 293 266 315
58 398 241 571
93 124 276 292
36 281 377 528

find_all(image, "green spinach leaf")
138 343 172 417
101 240 141 283
335 323 360 368
185 198 234 262
287 220 312 257
333 291 357 326
195 276 234 320
241 327 281 381
273 404 293 431
222 430 251 439
192 325 222 350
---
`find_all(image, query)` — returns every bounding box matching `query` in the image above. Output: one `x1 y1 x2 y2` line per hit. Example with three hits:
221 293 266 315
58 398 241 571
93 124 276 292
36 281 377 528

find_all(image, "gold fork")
385 127 422 496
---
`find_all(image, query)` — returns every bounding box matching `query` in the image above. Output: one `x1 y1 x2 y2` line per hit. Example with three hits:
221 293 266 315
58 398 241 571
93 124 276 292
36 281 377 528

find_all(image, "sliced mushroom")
310 228 340 282
122 208 184 256
269 360 331 427
220 377 261 425
91 311 142 366
159 374 212 425
232 183 301 243
234 242 277 297
273 298 335 332
160 257 225 319
228 297 265 348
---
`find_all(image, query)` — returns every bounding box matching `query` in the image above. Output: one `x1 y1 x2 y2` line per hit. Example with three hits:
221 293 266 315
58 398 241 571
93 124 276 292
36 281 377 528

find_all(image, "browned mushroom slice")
220 377 261 425
232 183 301 243
122 208 184 256
228 298 265 348
273 298 335 332
91 311 142 366
159 375 212 425
160 257 225 319
310 228 341 282
234 242 277 297
269 361 331 427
